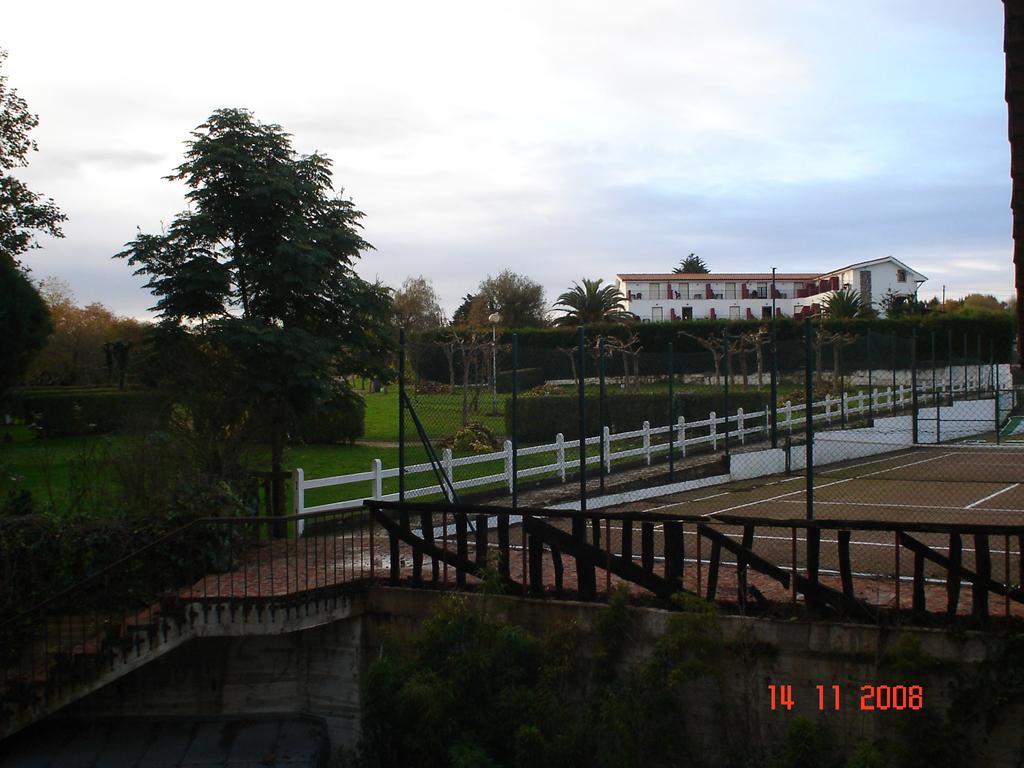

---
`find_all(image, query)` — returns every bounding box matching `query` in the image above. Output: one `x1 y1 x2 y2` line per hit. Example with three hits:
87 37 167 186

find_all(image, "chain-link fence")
388 322 1018 518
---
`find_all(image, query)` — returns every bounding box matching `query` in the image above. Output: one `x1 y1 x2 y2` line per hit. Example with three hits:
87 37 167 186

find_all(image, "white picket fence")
293 380 991 527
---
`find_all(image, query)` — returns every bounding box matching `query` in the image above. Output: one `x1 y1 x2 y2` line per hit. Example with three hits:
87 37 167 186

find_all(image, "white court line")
965 483 1021 510
703 452 953 518
778 498 1024 514
645 491 731 512
639 449 922 517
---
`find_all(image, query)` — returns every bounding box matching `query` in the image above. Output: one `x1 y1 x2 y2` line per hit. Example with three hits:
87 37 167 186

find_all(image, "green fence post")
911 331 919 445
598 335 606 494
512 333 519 510
577 325 587 517
399 328 405 502
890 330 897 395
668 341 675 481
723 331 731 456
947 328 953 401
932 331 940 444
804 317 814 521
867 330 874 424
977 335 983 397
958 331 966 399
770 309 779 448
994 340 1001 446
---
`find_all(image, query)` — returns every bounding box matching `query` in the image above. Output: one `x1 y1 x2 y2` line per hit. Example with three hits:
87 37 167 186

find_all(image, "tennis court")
582 440 1024 613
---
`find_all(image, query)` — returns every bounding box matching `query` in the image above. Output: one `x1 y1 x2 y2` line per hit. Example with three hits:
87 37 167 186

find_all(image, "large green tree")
0 49 63 395
553 278 631 326
477 269 547 327
118 108 393 513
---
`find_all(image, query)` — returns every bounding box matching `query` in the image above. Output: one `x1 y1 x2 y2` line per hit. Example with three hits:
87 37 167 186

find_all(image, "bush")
440 422 500 453
18 388 171 437
495 367 544 393
293 394 366 444
507 391 770 442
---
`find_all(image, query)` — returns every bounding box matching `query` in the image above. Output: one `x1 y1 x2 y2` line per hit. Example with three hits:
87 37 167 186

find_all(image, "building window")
728 306 740 319
652 306 663 322
649 283 662 300
724 284 737 300
897 269 907 283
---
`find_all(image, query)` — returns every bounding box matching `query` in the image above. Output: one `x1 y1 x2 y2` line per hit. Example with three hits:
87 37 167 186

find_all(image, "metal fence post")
399 328 405 502
963 331 968 397
977 335 983 397
890 330 897 396
804 317 814 521
723 331 731 456
867 330 874 424
995 343 1002 445
512 333 519 510
947 328 953 400
599 335 606 494
911 331 919 445
770 313 778 448
933 331 940 444
668 341 675 480
577 325 587 524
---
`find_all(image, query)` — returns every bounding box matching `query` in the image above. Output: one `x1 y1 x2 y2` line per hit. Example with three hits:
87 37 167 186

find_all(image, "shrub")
19 389 171 437
440 422 500 453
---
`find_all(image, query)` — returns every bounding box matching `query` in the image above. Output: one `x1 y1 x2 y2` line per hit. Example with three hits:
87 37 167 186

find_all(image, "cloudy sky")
4 0 1014 317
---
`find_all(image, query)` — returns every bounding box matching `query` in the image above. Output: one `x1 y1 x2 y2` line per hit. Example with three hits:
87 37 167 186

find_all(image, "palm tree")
824 287 861 319
553 278 632 325
672 253 709 274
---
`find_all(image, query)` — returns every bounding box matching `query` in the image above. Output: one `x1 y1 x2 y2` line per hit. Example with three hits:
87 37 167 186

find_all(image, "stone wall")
67 587 1024 765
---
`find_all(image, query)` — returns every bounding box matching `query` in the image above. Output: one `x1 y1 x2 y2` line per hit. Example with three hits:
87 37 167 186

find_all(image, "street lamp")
489 312 501 415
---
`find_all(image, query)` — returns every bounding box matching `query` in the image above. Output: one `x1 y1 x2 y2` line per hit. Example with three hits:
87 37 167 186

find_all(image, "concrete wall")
66 587 1024 766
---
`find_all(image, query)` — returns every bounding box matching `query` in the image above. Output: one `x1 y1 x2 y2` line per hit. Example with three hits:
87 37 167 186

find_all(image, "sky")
3 0 1015 318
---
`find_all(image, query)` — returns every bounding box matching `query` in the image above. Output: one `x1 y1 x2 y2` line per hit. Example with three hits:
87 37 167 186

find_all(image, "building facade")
616 257 926 322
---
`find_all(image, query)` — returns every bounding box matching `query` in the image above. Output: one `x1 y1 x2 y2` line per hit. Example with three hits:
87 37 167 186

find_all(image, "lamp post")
489 312 501 415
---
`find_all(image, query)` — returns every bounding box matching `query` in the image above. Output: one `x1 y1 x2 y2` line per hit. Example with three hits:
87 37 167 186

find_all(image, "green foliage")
357 591 728 768
441 422 500 453
0 256 52 395
18 389 171 437
783 717 839 768
552 278 631 326
825 288 862 319
495 367 544 393
116 108 395 487
477 270 547 328
293 392 366 444
508 391 769 442
0 49 66 266
672 253 710 274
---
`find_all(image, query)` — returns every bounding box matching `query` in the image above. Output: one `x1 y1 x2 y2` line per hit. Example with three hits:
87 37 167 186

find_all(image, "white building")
616 257 926 322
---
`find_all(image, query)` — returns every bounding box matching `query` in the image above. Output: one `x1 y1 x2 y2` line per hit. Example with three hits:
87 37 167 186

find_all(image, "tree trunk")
461 347 470 426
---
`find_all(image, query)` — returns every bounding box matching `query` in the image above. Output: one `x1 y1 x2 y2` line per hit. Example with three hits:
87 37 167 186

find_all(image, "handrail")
365 500 1024 536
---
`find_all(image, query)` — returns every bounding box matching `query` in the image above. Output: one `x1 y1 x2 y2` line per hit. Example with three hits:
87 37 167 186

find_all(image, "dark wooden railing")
366 500 1024 622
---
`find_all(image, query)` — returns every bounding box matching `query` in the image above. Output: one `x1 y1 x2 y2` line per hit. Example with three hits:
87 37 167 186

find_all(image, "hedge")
411 314 1016 383
18 389 172 437
506 391 771 442
495 367 544 393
